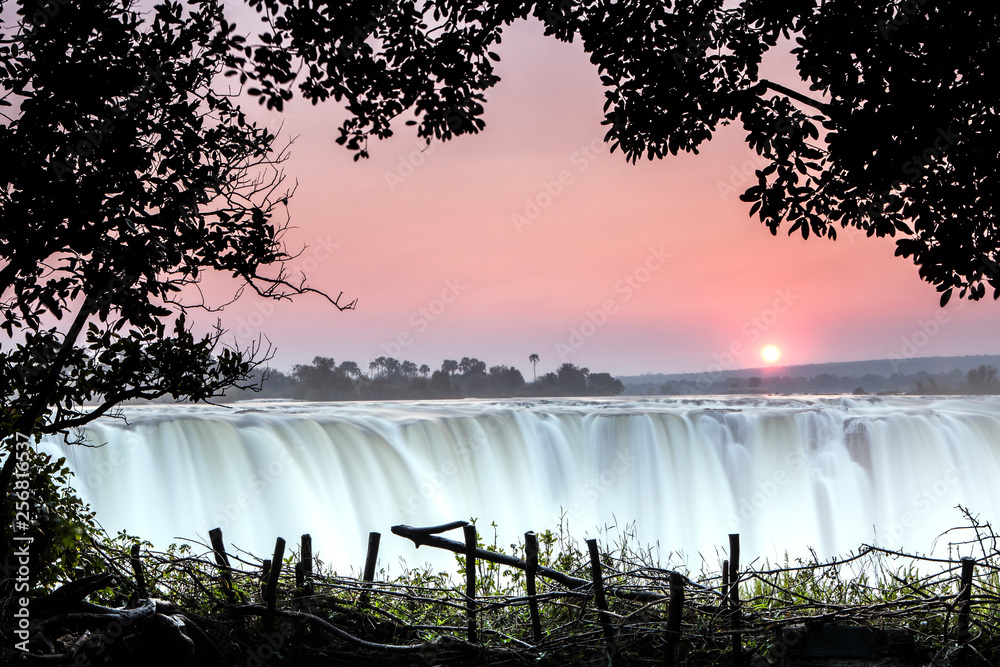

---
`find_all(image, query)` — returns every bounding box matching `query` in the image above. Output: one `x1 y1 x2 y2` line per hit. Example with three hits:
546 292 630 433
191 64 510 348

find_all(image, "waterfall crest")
41 396 1000 571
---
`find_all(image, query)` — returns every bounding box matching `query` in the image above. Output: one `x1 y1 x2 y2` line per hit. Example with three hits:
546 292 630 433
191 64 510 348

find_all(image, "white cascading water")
38 396 1000 572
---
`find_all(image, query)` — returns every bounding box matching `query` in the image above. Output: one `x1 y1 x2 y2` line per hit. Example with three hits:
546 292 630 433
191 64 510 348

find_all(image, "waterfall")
39 396 1000 572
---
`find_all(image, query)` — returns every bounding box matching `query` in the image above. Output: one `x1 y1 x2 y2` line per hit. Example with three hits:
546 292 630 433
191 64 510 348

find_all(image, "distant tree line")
233 357 624 402
633 365 1000 396
914 365 1000 395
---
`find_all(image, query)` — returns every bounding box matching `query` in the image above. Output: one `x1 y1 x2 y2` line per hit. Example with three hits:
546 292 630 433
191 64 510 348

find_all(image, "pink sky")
204 19 999 378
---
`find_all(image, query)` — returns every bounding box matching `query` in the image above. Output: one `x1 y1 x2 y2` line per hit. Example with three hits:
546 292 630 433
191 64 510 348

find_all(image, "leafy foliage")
0 0 341 443
0 0 353 584
2 0 996 598
239 0 1000 302
0 448 98 591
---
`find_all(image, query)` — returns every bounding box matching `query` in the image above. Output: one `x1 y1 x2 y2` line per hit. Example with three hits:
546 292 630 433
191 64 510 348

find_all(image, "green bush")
3 446 99 591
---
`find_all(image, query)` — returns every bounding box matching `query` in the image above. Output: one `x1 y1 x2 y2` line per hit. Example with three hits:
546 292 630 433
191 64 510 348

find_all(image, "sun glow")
761 345 781 364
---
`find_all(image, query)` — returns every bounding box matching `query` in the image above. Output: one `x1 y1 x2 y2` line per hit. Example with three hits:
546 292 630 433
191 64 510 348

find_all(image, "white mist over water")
39 396 1000 572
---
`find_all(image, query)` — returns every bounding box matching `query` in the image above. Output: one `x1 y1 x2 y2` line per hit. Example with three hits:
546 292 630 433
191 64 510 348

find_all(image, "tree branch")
760 79 831 115
391 523 667 603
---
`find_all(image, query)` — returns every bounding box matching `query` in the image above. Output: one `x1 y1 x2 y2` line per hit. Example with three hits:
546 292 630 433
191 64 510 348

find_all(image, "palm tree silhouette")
529 353 539 381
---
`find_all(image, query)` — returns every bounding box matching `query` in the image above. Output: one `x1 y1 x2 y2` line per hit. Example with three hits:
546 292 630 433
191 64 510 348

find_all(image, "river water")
40 395 1000 573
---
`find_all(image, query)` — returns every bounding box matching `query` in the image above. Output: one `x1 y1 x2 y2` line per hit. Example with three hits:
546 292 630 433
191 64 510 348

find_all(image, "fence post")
208 527 237 602
129 543 146 605
957 556 975 665
587 538 617 661
664 571 684 667
301 534 313 579
464 524 478 643
264 537 286 633
360 531 381 607
525 531 543 643
729 534 743 667
260 559 271 598
300 534 321 645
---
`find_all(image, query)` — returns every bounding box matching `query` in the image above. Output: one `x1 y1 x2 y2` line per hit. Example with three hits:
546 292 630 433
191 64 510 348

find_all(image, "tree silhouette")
291 357 354 400
338 360 362 378
235 355 624 400
529 353 540 381
965 365 999 394
241 0 1000 304
587 372 624 396
0 0 353 583
489 365 526 392
556 363 589 395
458 356 487 376
384 357 402 378
5 0 993 590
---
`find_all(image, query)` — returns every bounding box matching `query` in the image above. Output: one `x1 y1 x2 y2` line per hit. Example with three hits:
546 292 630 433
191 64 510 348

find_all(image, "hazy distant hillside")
619 354 1000 395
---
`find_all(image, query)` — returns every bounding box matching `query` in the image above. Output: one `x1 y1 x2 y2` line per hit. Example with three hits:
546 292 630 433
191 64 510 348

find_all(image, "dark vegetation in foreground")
4 503 1000 667
224 357 625 402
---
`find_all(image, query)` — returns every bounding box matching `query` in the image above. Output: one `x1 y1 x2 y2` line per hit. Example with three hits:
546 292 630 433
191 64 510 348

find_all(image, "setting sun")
761 345 781 364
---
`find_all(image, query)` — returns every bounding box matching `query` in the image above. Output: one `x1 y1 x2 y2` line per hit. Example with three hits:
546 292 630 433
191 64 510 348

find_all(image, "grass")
9 509 1000 665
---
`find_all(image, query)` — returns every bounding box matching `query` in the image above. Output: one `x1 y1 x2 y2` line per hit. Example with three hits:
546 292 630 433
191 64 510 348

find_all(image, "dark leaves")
1 0 354 438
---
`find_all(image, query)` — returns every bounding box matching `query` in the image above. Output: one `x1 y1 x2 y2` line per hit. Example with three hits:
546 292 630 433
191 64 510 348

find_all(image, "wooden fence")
190 519 987 666
16 517 995 666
